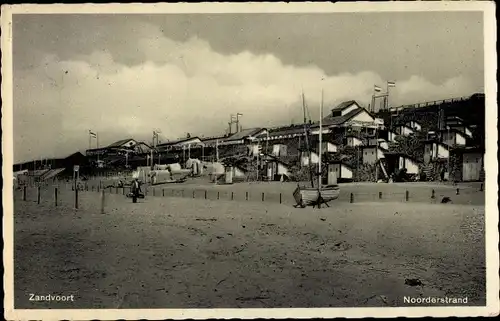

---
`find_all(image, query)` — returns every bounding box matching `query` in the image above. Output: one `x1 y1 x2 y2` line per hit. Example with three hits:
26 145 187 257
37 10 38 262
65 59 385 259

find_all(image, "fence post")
350 193 354 203
262 192 265 202
405 190 409 202
37 186 41 204
193 190 196 198
231 192 234 200
431 189 435 199
75 188 79 209
280 193 282 204
217 191 220 200
163 189 165 197
204 190 207 199
92 185 94 192
456 188 460 195
246 191 249 201
55 187 58 206
23 186 26 201
101 189 105 214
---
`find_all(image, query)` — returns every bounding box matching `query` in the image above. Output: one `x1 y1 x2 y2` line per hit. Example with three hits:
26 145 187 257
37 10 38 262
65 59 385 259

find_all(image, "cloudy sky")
13 12 484 163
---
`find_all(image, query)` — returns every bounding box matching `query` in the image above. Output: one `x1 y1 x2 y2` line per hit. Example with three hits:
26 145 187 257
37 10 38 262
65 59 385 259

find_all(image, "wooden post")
37 186 41 204
405 190 409 202
231 192 234 200
456 188 460 195
350 193 354 203
122 187 125 195
153 188 156 197
246 191 248 201
75 188 79 209
101 189 105 214
279 193 282 204
23 186 26 201
217 191 220 200
431 189 435 199
378 191 382 199
55 187 58 206
193 190 196 198
163 189 165 197
205 190 207 199
262 192 265 202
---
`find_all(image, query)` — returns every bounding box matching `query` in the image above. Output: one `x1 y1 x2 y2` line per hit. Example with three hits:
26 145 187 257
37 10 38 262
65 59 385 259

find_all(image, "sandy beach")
14 187 485 308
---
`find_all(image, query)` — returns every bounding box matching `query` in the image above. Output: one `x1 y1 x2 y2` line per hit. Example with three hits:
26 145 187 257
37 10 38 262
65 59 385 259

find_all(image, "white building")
362 146 386 165
423 141 450 163
368 138 389 150
395 124 414 136
300 151 319 166
406 121 422 131
320 142 339 153
327 161 353 182
441 129 467 147
345 135 363 147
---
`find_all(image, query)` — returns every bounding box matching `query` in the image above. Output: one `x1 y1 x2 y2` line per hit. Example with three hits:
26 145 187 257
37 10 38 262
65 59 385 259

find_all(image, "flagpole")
386 82 390 111
96 133 99 163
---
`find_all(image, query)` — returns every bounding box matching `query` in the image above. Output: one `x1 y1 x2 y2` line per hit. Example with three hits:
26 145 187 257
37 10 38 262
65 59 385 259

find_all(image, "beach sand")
13 189 485 308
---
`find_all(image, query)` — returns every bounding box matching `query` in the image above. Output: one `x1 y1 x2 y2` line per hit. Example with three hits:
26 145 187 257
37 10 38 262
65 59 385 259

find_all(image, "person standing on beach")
131 178 141 203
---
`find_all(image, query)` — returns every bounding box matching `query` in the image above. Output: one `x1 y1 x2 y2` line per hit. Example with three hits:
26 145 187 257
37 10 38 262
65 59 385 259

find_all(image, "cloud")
13 24 481 163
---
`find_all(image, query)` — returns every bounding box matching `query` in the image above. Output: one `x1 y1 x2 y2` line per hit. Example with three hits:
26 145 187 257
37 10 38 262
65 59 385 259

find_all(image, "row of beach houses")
14 98 483 183
79 99 484 182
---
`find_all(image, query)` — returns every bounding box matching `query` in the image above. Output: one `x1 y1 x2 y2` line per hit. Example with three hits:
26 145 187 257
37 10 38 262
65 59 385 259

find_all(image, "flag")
89 130 97 138
387 81 396 88
374 85 382 92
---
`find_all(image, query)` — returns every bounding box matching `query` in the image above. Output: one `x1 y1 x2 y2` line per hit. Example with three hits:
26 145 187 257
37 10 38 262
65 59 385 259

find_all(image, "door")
462 155 481 181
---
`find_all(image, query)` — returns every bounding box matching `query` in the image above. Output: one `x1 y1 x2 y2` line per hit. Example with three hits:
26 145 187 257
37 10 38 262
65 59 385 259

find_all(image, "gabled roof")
330 100 360 112
440 128 468 136
344 134 363 139
317 107 374 128
328 160 353 168
266 125 307 137
394 123 414 129
157 136 202 147
361 145 389 152
422 139 449 148
383 151 420 163
452 146 485 154
226 128 266 141
107 138 136 148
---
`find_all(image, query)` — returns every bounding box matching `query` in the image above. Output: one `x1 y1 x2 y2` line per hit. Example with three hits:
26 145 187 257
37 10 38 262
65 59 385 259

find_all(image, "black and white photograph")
2 2 498 320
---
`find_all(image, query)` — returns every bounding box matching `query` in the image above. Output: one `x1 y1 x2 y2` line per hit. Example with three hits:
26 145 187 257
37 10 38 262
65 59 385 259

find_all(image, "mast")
318 90 323 193
301 91 315 188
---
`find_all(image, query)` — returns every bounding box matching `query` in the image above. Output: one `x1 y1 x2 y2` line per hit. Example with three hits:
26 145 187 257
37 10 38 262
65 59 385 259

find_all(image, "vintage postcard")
2 1 498 320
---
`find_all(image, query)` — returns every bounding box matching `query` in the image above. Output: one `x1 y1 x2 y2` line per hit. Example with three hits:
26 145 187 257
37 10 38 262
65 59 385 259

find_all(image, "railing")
388 95 474 113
